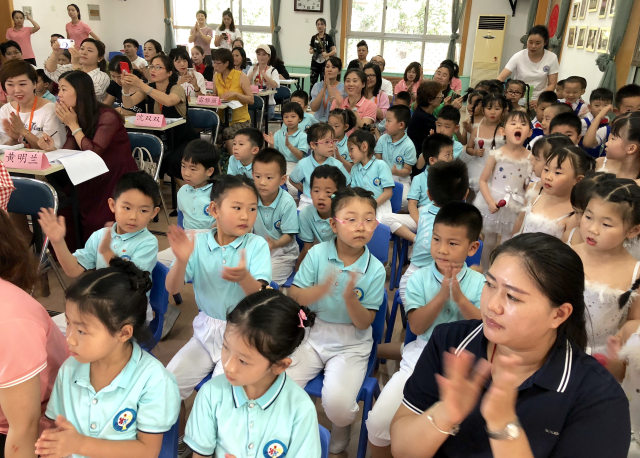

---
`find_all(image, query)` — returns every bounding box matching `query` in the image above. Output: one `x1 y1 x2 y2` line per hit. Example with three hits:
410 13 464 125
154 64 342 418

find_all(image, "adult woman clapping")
498 25 559 108
391 233 630 458
310 56 344 122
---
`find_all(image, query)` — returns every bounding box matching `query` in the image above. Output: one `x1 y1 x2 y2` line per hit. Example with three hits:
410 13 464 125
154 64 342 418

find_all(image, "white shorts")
286 161 299 199
286 318 373 426
366 338 427 446
376 199 392 219
379 213 417 234
166 312 227 399
398 262 419 305
271 239 299 285
395 176 411 212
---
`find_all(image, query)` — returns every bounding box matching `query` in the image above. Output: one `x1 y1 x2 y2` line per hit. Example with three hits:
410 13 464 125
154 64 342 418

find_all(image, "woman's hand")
480 353 521 430
435 349 492 425
221 91 238 100
68 47 80 67
121 72 144 90
38 133 57 151
35 415 82 458
55 101 79 129
50 39 62 54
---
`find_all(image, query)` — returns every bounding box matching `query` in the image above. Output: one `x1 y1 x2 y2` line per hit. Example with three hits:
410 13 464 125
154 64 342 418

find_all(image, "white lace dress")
473 149 531 239
519 195 574 239
459 119 506 192
619 323 640 456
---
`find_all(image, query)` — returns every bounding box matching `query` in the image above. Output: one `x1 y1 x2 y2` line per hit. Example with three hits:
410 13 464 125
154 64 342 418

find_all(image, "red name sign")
3 150 50 170
250 85 260 94
205 81 214 90
134 113 166 127
196 95 221 106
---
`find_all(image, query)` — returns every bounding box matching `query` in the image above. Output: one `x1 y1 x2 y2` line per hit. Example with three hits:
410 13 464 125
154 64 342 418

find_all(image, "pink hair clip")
298 309 307 328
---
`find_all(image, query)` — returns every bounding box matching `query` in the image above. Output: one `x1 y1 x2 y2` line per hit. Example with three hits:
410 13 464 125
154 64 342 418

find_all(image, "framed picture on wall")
567 26 577 47
576 26 587 48
586 27 598 51
598 0 609 17
294 0 323 12
597 28 610 52
579 0 588 18
588 0 598 12
609 0 616 16
571 1 581 20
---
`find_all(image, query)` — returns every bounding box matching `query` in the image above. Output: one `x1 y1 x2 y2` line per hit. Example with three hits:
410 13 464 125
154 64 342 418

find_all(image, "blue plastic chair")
188 107 220 145
466 240 484 268
367 223 390 264
272 86 292 123
141 262 170 352
248 95 265 131
390 182 403 213
304 293 387 458
319 424 331 458
158 419 179 458
388 182 408 290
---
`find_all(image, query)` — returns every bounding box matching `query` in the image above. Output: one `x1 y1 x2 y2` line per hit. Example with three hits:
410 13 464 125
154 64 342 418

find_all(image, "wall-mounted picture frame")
87 4 100 21
597 27 610 52
586 27 598 51
567 26 577 47
571 0 581 20
576 26 587 48
598 0 609 17
608 0 616 16
294 0 323 12
588 0 598 12
579 0 588 18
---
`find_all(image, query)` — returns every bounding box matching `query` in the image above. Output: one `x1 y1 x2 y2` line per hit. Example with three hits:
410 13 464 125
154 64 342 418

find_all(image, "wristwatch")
486 419 522 440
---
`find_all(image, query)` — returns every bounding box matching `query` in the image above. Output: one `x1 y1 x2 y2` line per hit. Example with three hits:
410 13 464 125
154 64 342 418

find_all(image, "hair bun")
109 257 152 294
300 306 316 328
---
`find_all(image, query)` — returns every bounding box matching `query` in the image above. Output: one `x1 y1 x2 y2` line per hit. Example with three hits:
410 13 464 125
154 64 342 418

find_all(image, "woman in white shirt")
246 44 280 120
169 46 207 98
0 60 65 148
498 25 559 108
43 37 110 102
214 9 241 51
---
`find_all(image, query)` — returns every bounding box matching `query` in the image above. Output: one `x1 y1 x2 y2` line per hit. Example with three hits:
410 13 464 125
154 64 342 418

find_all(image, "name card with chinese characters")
3 150 50 169
196 95 221 106
134 113 166 127
250 85 260 94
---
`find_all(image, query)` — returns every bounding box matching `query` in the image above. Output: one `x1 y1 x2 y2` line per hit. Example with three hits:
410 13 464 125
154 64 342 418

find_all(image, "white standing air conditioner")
470 15 508 87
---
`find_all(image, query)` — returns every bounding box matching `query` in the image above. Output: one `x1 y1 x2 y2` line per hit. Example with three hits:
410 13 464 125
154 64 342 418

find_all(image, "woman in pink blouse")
363 63 390 121
394 61 422 102
5 10 40 65
332 68 377 128
65 3 100 48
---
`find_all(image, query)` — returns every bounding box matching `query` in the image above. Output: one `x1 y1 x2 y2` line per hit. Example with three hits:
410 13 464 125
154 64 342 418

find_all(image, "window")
347 0 458 74
172 0 271 59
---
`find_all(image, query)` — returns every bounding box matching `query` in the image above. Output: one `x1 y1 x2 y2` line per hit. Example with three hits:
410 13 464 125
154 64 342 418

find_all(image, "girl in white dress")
475 110 531 270
595 112 640 180
571 177 640 354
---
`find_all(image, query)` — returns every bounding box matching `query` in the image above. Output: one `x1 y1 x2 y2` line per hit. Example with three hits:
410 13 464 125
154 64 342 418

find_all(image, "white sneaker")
329 423 352 454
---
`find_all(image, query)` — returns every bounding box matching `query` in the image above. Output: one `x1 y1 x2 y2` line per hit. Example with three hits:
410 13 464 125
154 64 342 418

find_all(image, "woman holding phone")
214 9 241 50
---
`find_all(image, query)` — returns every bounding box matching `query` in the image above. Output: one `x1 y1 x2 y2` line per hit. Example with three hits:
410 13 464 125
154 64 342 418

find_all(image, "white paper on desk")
56 150 109 185
0 144 24 152
45 149 83 163
224 100 242 110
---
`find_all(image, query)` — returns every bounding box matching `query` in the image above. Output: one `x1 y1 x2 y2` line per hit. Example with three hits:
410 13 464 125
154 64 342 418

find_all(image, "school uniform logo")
543 65 550 73
203 204 210 216
113 408 136 431
354 287 364 301
263 439 287 457
373 177 381 187
395 155 404 167
274 219 282 231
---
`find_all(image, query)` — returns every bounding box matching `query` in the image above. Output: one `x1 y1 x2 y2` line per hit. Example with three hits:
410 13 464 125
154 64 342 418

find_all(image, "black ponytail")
619 277 640 309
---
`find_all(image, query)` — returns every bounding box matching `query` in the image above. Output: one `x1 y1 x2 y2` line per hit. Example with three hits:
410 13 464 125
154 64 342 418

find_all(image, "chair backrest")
248 95 265 130
147 262 170 349
319 424 330 458
128 132 165 181
465 239 483 267
367 223 390 264
7 176 57 216
366 293 388 377
390 182 403 213
176 210 184 229
188 108 220 144
274 86 291 104
404 319 417 345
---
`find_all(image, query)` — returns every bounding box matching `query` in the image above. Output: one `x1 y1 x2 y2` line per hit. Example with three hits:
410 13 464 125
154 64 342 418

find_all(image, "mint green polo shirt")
254 188 299 240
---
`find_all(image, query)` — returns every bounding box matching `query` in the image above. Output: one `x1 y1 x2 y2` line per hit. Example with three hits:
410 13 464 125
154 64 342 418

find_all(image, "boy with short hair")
615 84 640 114
366 201 484 454
123 38 147 69
374 104 416 208
252 148 300 285
531 90 558 139
436 105 464 158
558 75 588 118
228 127 264 178
580 87 614 157
555 79 566 100
290 89 319 131
529 102 574 149
550 112 582 145
380 134 454 242
376 91 411 137
398 159 469 304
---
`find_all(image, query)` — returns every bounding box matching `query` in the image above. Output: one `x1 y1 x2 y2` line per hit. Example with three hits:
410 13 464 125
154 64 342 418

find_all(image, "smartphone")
57 38 75 49
119 62 130 74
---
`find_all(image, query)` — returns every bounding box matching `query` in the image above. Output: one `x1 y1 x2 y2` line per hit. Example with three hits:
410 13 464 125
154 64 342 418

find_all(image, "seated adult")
407 80 441 156
44 38 110 101
347 40 368 70
441 59 462 93
369 55 393 96
121 53 198 178
103 55 146 115
247 45 280 119
310 56 345 122
363 62 389 122
394 61 422 102
170 46 206 97
268 44 290 79
141 39 163 81
38 70 137 244
0 40 23 63
122 38 148 69
0 60 65 149
0 210 68 456
209 47 253 153
432 60 462 117
331 68 376 128
232 46 248 73
391 233 630 457
232 38 252 66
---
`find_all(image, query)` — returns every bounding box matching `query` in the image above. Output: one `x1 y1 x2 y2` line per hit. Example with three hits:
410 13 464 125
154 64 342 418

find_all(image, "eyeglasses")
148 65 166 71
365 74 377 79
506 90 523 95
315 139 337 145
333 217 378 229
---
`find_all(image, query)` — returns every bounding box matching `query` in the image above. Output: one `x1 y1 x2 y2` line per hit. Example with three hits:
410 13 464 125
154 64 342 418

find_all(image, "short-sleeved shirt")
310 82 346 122
0 279 68 435
298 205 334 243
407 170 431 208
410 204 439 268
274 126 308 163
299 112 319 132
309 33 336 64
453 139 463 159
405 263 484 342
46 342 180 452
254 188 299 240
375 133 417 172
293 240 385 324
191 26 213 55
350 157 394 199
336 135 350 162
504 49 559 100
215 28 241 50
44 65 110 102
5 26 35 59
290 155 351 198
73 224 158 274
185 230 271 319
0 101 66 149
130 56 148 69
185 373 320 457
65 21 92 48
334 96 377 123
227 156 253 178
402 320 631 457
177 183 215 230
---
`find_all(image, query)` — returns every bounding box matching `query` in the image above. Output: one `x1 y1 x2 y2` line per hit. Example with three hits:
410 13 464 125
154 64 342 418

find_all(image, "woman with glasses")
363 63 389 122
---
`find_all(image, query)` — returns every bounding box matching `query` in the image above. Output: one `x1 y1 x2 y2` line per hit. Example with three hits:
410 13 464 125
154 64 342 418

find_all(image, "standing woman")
65 4 100 48
363 62 389 122
308 18 336 87
390 233 631 458
498 25 559 108
44 38 110 101
268 45 290 79
5 10 40 66
38 71 138 242
310 56 345 122
214 9 241 51
331 68 377 128
189 10 213 66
